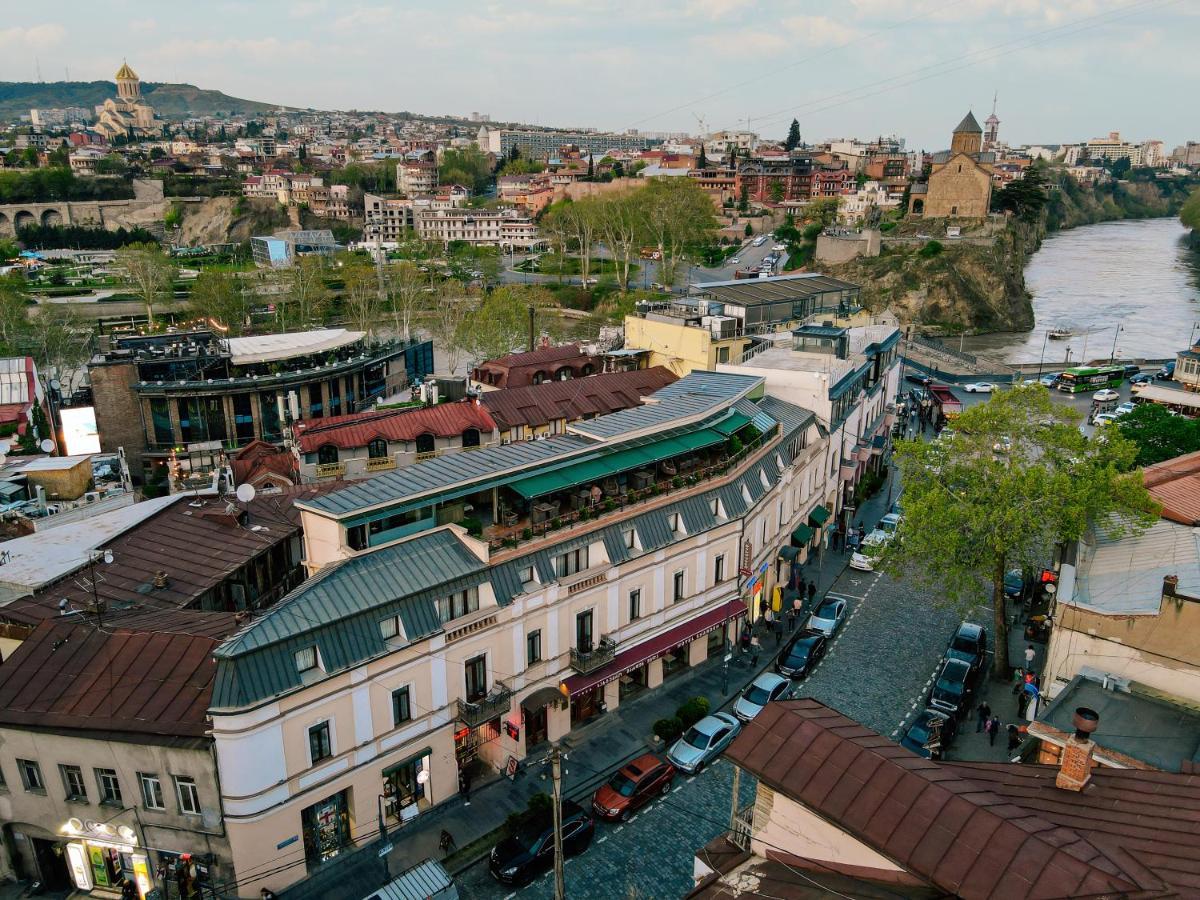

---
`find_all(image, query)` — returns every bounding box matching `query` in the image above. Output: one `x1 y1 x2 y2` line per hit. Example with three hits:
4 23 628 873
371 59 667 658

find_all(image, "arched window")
416 433 435 454
318 444 339 465
556 367 573 381
462 428 480 448
532 371 547 385
581 364 595 376
912 199 924 215
367 438 387 459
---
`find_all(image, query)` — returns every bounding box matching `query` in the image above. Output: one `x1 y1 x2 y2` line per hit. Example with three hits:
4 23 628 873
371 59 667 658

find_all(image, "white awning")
225 329 365 365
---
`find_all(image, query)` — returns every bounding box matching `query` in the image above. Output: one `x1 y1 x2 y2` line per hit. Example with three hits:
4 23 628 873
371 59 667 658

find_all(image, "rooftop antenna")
991 91 998 116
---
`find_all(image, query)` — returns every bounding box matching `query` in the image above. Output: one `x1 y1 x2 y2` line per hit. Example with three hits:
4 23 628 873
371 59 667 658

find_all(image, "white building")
415 207 543 249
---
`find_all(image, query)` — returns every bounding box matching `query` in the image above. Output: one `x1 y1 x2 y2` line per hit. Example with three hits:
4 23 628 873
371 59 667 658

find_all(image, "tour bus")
1056 365 1125 394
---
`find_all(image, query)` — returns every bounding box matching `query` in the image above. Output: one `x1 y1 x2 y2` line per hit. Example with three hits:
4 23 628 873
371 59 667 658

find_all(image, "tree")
784 119 801 152
882 386 1158 679
640 177 716 285
1109 156 1132 179
461 285 554 364
744 222 753 238
383 260 428 340
340 257 383 336
438 146 493 194
190 270 249 335
1116 403 1200 466
24 304 90 390
737 182 749 214
115 243 176 326
768 180 785 203
993 165 1049 223
586 155 594 180
429 285 474 375
0 273 29 347
281 255 331 329
593 191 644 291
1180 186 1200 232
697 143 708 169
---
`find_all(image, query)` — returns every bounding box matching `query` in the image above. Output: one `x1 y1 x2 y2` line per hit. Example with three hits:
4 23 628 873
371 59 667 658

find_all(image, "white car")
733 673 792 723
849 529 889 571
1093 388 1120 402
666 712 742 774
805 597 848 637
1092 412 1118 427
730 257 740 264
962 383 995 393
1131 381 1149 394
879 512 903 536
1115 402 1136 416
772 244 787 251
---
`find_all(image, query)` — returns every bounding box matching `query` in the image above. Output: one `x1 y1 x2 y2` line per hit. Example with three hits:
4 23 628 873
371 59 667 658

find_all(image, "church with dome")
93 61 160 140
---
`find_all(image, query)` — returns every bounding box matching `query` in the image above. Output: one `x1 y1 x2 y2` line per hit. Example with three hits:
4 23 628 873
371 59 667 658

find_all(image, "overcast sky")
1 0 1195 150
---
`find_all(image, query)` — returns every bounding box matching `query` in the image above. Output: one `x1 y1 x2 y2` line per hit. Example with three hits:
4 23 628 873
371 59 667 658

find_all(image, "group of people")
740 579 821 665
975 701 1024 753
974 644 1041 755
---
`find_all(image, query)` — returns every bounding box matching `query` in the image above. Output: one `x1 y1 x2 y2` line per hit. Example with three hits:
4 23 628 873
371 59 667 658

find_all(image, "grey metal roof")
692 274 861 308
1070 518 1200 615
757 396 816 437
954 111 982 134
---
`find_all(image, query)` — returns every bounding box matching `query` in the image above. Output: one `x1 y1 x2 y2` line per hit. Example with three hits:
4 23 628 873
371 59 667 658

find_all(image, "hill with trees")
0 80 285 119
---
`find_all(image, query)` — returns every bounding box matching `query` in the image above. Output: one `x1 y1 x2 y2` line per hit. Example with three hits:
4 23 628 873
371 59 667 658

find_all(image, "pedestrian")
858 524 866 543
773 614 784 646
1011 666 1024 695
1007 724 1021 753
1024 644 1036 669
791 596 803 630
1017 688 1030 717
749 634 761 666
439 828 456 855
739 621 752 652
121 879 137 900
987 715 1001 746
807 582 817 605
976 700 991 733
459 769 471 806
260 890 277 900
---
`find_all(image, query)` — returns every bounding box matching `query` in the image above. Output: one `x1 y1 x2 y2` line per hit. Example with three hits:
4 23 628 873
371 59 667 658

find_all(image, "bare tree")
384 261 428 340
115 243 176 327
594 192 643 291
429 285 475 376
341 258 382 336
568 198 600 284
280 255 330 329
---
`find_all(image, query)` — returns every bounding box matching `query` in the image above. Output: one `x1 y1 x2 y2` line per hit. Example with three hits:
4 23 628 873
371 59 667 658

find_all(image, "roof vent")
1055 707 1099 793
152 570 169 590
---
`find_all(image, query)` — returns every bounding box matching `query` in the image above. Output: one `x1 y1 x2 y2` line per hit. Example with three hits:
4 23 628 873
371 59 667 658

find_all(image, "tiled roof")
0 615 234 738
295 400 497 453
1143 450 1200 525
954 111 983 134
480 367 677 432
725 699 1196 900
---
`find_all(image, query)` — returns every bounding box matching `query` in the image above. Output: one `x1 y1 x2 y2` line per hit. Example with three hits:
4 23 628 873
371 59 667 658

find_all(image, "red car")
591 753 675 822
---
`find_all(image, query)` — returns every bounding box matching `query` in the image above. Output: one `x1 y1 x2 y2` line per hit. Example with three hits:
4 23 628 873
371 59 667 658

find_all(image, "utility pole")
550 744 565 900
729 763 741 832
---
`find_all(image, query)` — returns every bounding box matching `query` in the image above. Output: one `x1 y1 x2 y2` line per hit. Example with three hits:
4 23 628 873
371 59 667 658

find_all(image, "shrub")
672 476 683 489
549 517 561 530
879 221 898 233
918 240 944 258
676 697 711 730
604 498 616 512
521 527 533 540
727 435 744 456
654 716 683 743
461 515 483 537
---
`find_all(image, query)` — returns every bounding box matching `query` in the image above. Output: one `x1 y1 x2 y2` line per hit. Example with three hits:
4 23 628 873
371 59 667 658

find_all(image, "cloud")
130 19 157 34
289 0 328 17
148 36 315 65
0 23 65 49
691 15 861 57
686 0 756 20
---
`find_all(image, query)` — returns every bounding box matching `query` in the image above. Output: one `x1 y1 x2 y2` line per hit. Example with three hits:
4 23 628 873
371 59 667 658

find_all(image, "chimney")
1163 574 1179 598
1055 707 1099 792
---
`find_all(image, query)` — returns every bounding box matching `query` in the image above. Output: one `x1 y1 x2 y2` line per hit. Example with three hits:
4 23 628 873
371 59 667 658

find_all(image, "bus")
1056 365 1125 393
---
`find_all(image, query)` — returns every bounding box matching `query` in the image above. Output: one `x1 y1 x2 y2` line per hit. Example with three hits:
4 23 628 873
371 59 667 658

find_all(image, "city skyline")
0 0 1194 149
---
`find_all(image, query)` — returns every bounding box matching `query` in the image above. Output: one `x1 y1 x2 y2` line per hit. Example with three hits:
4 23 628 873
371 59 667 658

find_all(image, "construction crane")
691 112 709 139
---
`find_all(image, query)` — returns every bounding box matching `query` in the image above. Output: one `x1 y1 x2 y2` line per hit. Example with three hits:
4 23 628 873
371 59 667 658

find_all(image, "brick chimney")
1163 574 1180 599
1056 707 1099 792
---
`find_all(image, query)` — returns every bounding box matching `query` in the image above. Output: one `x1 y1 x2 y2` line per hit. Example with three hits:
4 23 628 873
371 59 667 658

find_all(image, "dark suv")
489 800 595 886
945 622 987 677
928 657 975 718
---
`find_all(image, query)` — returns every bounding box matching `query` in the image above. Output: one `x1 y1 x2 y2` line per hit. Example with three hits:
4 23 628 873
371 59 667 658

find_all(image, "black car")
906 373 933 386
489 800 595 886
928 657 975 718
1003 570 1025 599
775 630 827 679
900 708 958 759
945 622 987 676
1130 372 1153 385
1121 363 1141 378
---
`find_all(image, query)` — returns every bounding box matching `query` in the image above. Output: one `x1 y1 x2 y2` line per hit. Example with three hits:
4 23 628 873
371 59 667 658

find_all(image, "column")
688 635 708 667
603 680 620 713
647 658 664 689
547 703 570 742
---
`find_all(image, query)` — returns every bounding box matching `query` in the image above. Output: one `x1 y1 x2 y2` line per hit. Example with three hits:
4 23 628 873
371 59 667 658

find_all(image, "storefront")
520 686 565 749
60 818 153 898
301 789 351 871
382 749 433 825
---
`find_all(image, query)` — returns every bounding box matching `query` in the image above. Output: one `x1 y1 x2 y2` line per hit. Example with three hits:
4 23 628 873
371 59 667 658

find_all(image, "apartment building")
208 372 835 895
397 150 437 196
480 127 658 160
736 155 816 203
415 207 543 249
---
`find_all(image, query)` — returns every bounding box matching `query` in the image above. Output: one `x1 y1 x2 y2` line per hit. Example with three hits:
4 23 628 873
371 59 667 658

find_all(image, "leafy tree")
882 386 1158 678
784 119 801 152
593 191 643 291
24 304 90 389
0 273 29 347
278 255 330 328
1116 403 1200 466
438 146 493 194
737 182 749 213
640 177 716 285
1108 156 1132 179
993 165 1049 223
586 155 594 180
917 240 944 258
95 154 128 176
189 270 249 335
697 144 707 169
1180 186 1200 232
115 243 176 326
461 285 554 364
429 284 474 375
768 180 785 203
744 222 753 237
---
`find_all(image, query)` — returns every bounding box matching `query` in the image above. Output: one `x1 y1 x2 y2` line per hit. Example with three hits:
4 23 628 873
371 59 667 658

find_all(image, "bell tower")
950 111 982 157
115 60 141 102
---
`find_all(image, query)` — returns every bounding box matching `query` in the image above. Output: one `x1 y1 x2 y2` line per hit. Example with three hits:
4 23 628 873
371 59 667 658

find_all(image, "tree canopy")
439 146 494 194
1116 403 1200 466
993 164 1049 223
784 119 801 151
1181 186 1200 232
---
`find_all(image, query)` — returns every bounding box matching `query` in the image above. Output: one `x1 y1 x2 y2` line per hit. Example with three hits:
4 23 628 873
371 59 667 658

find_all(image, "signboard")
132 853 152 899
65 842 93 892
60 406 101 455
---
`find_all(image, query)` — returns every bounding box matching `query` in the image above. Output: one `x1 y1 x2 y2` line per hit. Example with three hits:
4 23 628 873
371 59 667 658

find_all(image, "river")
963 217 1200 366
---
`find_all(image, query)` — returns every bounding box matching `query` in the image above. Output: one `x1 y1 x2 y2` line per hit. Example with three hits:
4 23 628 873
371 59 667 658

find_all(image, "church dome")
115 61 139 81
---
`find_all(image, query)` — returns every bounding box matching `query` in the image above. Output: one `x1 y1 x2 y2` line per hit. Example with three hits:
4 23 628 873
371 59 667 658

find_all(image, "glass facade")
149 398 173 445
260 393 281 442
176 397 227 444
232 393 256 443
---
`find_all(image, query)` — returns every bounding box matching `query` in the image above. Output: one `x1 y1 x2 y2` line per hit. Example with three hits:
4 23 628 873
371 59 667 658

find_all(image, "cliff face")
827 173 1199 333
174 196 289 246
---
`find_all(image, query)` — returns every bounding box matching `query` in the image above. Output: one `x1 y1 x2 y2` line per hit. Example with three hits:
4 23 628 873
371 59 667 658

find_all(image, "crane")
691 112 708 140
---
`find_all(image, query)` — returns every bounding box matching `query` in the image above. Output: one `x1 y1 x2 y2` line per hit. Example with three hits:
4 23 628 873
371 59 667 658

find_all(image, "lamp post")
1109 324 1122 365
1037 331 1049 380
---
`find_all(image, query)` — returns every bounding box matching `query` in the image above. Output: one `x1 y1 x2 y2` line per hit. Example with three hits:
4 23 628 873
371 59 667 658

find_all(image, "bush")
727 435 743 456
521 527 533 540
676 697 711 730
918 240 944 258
653 716 683 743
879 221 898 233
460 515 482 537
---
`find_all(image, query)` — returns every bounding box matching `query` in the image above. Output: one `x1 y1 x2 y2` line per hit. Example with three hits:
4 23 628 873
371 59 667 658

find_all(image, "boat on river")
1048 328 1073 340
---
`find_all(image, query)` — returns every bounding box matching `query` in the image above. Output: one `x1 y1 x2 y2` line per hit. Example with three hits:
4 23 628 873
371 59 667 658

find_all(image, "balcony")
315 462 346 479
456 680 513 728
730 802 756 851
365 456 397 473
570 635 618 675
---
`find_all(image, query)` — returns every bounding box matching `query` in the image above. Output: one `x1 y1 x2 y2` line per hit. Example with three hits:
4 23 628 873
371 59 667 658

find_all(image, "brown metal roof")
1143 450 1200 525
725 700 1193 899
295 400 497 453
480 366 677 432
471 343 600 388
0 614 235 738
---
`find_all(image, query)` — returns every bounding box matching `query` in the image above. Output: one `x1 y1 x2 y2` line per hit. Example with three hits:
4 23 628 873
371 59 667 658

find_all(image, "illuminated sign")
132 854 151 899
59 406 101 455
64 842 93 892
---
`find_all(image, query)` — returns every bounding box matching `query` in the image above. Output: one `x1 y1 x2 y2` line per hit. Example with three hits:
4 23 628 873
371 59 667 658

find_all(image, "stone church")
909 111 995 219
93 61 159 140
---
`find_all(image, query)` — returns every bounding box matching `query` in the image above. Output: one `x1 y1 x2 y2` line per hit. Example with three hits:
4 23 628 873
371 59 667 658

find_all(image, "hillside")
0 80 285 119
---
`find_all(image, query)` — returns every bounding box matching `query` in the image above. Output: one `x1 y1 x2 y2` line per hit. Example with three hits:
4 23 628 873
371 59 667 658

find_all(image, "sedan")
899 708 958 759
928 657 976 718
1093 388 1120 402
1115 402 1136 416
805 597 847 637
734 673 792 722
730 256 741 264
962 382 995 393
490 800 595 886
775 630 827 679
591 754 674 822
1092 412 1118 427
906 373 933 387
1130 372 1153 385
1039 373 1060 387
667 712 741 774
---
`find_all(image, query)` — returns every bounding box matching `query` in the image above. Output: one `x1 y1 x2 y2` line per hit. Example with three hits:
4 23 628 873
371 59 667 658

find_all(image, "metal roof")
480 366 677 432
296 400 498 453
953 110 983 134
691 273 861 308
225 328 365 365
1070 517 1200 615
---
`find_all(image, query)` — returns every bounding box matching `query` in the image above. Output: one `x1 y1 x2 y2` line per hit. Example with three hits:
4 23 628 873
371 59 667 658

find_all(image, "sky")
1 0 1196 150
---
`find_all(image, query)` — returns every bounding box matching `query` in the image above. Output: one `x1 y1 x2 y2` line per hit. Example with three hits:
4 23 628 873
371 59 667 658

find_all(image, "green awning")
778 545 802 561
712 411 752 436
792 524 814 544
808 505 830 527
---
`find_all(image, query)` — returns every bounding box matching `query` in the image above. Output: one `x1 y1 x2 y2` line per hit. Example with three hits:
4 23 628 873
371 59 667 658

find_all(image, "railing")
415 449 439 462
315 462 346 478
365 456 396 472
456 680 513 727
445 613 497 643
567 572 607 595
570 635 618 675
730 803 756 851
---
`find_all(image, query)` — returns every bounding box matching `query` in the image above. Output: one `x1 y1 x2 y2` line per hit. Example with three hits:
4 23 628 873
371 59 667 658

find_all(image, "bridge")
0 179 165 238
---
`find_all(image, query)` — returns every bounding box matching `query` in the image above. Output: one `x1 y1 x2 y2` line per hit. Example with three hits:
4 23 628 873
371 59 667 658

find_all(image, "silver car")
667 712 742 774
805 597 847 637
733 673 791 723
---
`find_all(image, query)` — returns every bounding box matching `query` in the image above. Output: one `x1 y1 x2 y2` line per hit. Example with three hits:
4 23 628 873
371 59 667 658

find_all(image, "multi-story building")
687 167 737 206
1063 132 1164 167
397 150 437 196
1171 141 1200 168
480 127 658 160
249 229 341 267
414 207 543 249
362 193 415 241
208 372 833 895
810 168 852 198
307 184 352 220
88 327 433 481
30 107 92 127
736 156 815 203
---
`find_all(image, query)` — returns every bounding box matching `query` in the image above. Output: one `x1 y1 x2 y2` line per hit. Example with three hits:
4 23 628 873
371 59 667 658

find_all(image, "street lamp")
1109 324 1122 364
1037 331 1049 380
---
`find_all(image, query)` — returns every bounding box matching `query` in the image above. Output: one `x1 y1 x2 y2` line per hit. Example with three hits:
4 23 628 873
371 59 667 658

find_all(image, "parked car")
1093 388 1120 402
667 712 741 774
591 754 674 822
775 630 828 679
805 597 848 636
878 512 903 536
928 657 976 718
489 800 595 886
1039 373 1060 387
734 673 792 722
1003 570 1025 599
1092 412 1118 427
1131 380 1149 395
772 244 786 251
1130 372 1153 385
849 529 888 572
1115 401 1136 416
944 622 987 677
899 708 958 759
962 382 995 393
1157 361 1175 380
1122 363 1142 378
730 257 740 264
906 373 933 386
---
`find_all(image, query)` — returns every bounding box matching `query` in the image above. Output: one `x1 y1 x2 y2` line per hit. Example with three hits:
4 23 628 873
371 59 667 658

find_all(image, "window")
575 610 594 653
714 554 726 584
367 438 388 459
519 565 535 585
526 629 542 665
174 776 201 815
139 772 165 810
295 646 318 673
379 616 401 641
436 586 479 623
17 759 43 792
309 722 333 763
461 428 481 448
669 512 683 534
554 547 588 579
623 528 636 550
392 687 412 725
317 444 339 465
95 768 122 806
0 763 6 790
61 765 87 802
464 655 487 702
629 588 641 622
710 497 725 519
673 570 685 602
760 519 768 547
415 433 435 454
777 500 785 529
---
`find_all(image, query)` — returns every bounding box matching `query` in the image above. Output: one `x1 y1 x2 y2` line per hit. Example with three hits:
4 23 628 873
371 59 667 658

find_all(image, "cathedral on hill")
908 111 995 220
93 61 159 140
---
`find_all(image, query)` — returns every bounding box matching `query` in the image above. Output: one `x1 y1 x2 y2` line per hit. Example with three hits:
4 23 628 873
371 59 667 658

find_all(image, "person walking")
1024 644 1037 669
807 582 817 606
1006 724 1021 753
987 715 1001 746
976 701 991 733
749 634 761 666
791 596 803 631
773 614 784 647
459 769 471 806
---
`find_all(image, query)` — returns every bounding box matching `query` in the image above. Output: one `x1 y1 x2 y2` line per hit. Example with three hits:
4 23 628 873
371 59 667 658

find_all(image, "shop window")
139 772 165 810
302 789 351 870
464 655 487 703
95 768 122 806
17 758 43 792
526 629 542 665
391 687 412 726
629 588 641 622
368 438 388 459
175 776 201 816
60 765 87 802
309 722 333 764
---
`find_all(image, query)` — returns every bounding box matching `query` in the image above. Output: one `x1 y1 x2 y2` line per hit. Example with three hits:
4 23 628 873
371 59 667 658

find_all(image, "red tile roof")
471 343 600 389
480 366 677 432
0 614 236 738
294 400 496 453
726 700 1200 899
1143 450 1200 525
230 439 296 486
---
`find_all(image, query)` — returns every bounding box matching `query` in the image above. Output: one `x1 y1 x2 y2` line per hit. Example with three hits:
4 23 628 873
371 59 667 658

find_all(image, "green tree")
1180 186 1200 231
640 177 717 284
462 285 554 364
784 119 801 152
993 165 1049 223
439 146 493 194
114 242 176 326
0 273 30 348
429 284 474 375
768 180 785 203
1116 403 1200 466
383 260 429 340
697 144 708 169
882 386 1158 678
1109 156 1132 179
340 256 384 336
189 270 248 335
744 222 753 238
95 154 128 176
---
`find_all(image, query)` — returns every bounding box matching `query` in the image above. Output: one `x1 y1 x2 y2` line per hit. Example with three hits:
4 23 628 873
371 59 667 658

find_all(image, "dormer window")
295 646 318 673
519 565 536 585
669 512 687 536
379 615 404 641
741 484 752 504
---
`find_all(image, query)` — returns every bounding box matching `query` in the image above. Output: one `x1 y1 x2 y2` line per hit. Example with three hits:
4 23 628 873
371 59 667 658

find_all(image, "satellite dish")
49 379 61 392
39 439 55 453
235 483 257 503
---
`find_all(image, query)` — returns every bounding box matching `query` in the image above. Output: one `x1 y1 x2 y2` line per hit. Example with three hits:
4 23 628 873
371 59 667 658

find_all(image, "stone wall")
0 178 165 237
815 229 880 264
89 360 150 478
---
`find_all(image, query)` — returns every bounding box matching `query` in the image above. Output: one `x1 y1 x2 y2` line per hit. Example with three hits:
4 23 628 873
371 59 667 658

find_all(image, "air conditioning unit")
84 491 101 504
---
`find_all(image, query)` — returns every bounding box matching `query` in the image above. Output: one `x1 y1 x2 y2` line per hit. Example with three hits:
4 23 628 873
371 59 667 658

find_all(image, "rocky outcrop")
173 196 289 246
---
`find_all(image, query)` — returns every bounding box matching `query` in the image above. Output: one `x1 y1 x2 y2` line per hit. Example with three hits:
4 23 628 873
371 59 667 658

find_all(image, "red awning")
563 598 747 697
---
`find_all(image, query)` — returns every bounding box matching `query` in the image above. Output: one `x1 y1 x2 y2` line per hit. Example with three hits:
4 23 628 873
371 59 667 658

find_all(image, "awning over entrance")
808 505 830 527
562 598 746 697
792 524 814 544
521 685 567 711
778 545 802 561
